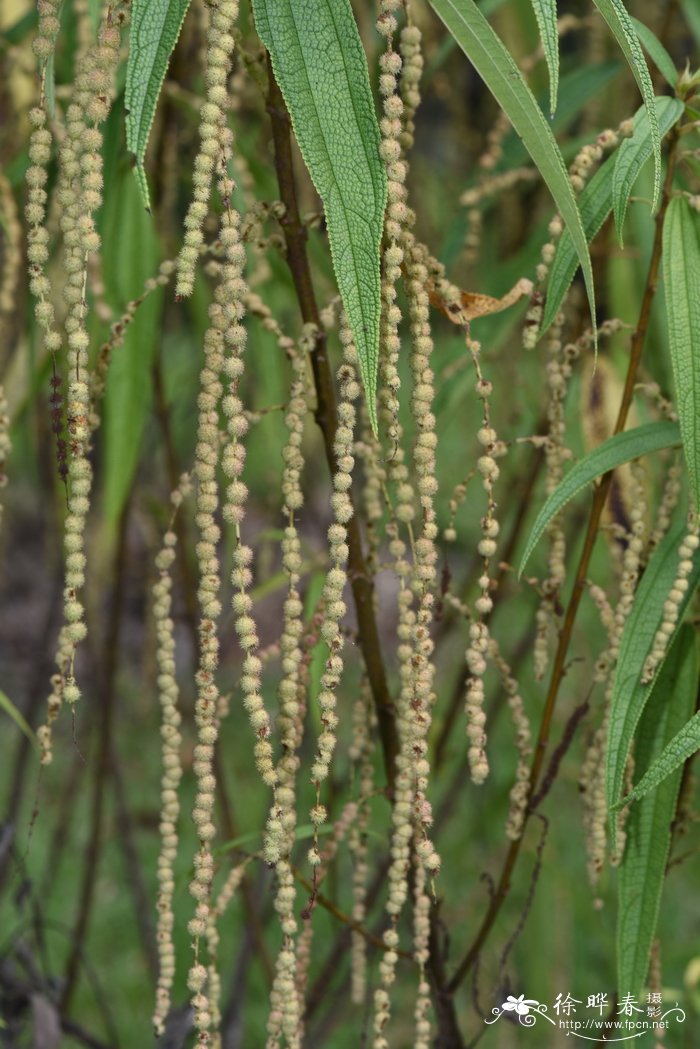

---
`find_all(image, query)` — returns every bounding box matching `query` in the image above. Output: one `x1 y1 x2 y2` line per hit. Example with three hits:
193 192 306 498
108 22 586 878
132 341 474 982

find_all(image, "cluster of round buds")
593 461 647 682
464 619 490 783
376 7 408 453
349 685 375 1004
399 25 423 153
176 0 240 297
488 638 532 840
266 861 301 1048
642 515 699 683
308 323 358 842
579 715 609 886
636 379 677 423
533 310 570 679
262 333 310 1049
461 167 538 212
443 472 475 543
376 0 402 40
522 289 546 352
209 167 277 797
32 0 61 80
478 108 511 173
263 331 309 872
581 464 648 883
42 11 127 739
25 108 66 479
399 238 441 879
187 232 228 989
0 173 21 334
588 582 615 654
412 847 432 1049
152 478 190 1037
373 924 402 1049
403 237 439 528
646 456 683 558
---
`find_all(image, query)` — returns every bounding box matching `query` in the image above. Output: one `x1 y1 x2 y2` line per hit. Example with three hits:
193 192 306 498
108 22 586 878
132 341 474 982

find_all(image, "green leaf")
529 0 559 114
101 169 163 530
429 0 596 339
125 0 192 211
251 0 387 435
606 523 700 841
615 702 700 810
591 0 661 210
0 689 38 749
519 421 680 575
613 96 684 244
630 16 678 89
663 197 700 510
617 625 698 997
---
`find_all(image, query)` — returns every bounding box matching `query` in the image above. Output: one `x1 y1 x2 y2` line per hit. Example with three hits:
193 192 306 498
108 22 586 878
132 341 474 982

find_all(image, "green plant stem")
265 57 398 792
448 123 681 995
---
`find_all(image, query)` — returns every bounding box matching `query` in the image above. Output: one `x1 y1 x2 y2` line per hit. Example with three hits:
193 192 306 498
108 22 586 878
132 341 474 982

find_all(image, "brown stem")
448 124 681 995
264 57 398 791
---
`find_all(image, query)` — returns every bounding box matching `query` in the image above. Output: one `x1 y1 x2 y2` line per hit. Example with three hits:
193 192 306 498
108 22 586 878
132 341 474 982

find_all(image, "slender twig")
264 58 398 791
291 864 412 958
448 124 682 995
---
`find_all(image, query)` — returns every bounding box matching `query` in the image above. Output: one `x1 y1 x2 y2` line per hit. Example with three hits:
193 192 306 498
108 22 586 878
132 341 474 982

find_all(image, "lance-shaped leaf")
529 0 559 115
519 421 680 575
592 0 661 209
429 0 595 338
125 0 192 211
663 197 700 511
252 0 387 434
614 703 700 811
606 522 700 844
630 16 678 89
101 169 163 531
613 96 683 243
541 96 681 332
616 625 698 997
